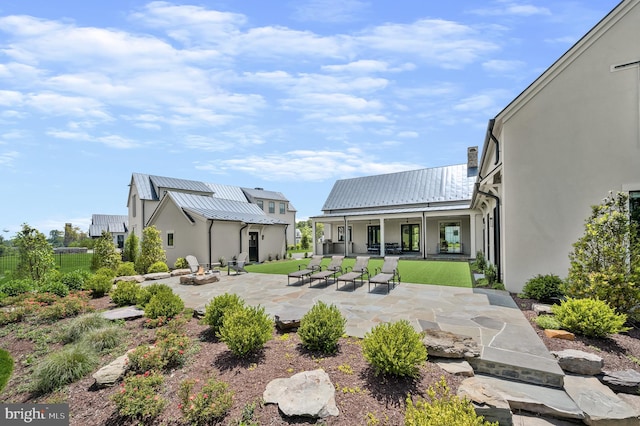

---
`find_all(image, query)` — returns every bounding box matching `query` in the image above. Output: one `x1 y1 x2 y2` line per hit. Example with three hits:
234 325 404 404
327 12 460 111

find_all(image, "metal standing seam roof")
89 214 128 237
206 183 249 202
241 187 289 202
168 192 287 225
321 164 476 212
132 173 155 200
150 175 212 196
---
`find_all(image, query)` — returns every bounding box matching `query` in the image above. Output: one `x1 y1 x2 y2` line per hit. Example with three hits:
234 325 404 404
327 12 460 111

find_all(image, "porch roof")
312 203 471 221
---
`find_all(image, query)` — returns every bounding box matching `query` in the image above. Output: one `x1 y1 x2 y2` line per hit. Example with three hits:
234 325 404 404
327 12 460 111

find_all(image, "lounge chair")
287 255 323 285
228 252 248 275
186 255 212 275
335 256 370 291
308 255 344 287
368 256 401 293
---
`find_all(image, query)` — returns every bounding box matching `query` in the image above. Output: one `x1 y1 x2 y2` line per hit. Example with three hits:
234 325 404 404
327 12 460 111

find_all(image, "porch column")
380 218 385 256
344 217 349 257
312 221 317 255
422 214 427 259
469 214 476 257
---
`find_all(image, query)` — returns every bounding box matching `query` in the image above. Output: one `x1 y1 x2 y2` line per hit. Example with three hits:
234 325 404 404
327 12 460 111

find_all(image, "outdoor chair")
335 256 370 291
368 256 400 294
186 255 214 275
308 255 344 287
287 255 323 285
228 252 249 275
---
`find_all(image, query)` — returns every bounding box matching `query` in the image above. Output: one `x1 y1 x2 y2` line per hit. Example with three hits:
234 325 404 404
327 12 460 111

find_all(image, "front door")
249 232 259 262
401 224 420 252
440 222 461 254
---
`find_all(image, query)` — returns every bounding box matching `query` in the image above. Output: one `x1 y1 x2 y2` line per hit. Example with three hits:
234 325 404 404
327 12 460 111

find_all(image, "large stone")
171 268 191 276
274 307 309 331
102 306 145 321
113 275 145 283
263 369 339 418
599 369 640 394
422 329 481 359
617 393 640 418
532 303 553 316
143 272 171 280
457 376 513 425
92 354 128 388
179 273 220 285
544 329 575 340
563 374 639 425
435 359 474 376
551 349 603 375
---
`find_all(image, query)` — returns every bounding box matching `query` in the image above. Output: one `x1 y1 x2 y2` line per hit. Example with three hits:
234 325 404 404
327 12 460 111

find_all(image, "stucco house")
312 148 481 259
473 0 640 292
88 214 128 249
127 173 295 267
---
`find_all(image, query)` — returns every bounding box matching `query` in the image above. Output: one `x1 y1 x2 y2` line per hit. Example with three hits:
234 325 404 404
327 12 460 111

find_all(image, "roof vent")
254 187 264 190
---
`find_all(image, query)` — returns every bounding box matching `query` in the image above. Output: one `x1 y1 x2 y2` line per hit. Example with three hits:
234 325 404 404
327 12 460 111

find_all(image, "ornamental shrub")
521 274 564 301
552 297 629 337
0 279 34 297
179 377 234 426
405 376 497 426
115 262 137 277
144 290 184 319
84 274 112 298
38 281 69 298
110 281 143 306
147 261 169 273
80 326 122 353
136 226 166 274
123 232 139 264
219 304 273 357
14 224 55 282
202 293 245 336
136 283 173 308
31 344 98 394
362 320 427 377
298 301 346 354
61 269 91 291
155 332 191 369
127 345 166 373
111 372 167 421
535 315 562 330
91 230 121 271
95 267 116 279
60 312 112 343
174 257 189 269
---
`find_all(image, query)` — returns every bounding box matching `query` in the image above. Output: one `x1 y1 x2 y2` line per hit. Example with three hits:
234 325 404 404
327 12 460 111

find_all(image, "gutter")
475 183 501 282
208 220 214 269
239 223 248 254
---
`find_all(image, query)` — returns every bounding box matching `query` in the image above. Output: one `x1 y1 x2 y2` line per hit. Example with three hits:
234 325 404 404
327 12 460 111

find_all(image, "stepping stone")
599 369 640 394
143 272 171 280
563 374 639 425
544 329 575 340
513 414 584 425
171 268 191 276
551 349 603 376
422 329 481 359
532 303 553 316
101 306 144 320
618 393 640 418
434 359 474 376
264 369 338 418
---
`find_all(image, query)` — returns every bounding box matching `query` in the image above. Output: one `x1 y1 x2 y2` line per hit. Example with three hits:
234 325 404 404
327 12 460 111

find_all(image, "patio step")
469 346 565 388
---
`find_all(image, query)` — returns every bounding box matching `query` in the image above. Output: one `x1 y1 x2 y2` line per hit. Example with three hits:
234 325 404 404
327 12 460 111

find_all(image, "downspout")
488 118 500 165
208 220 214 269
239 224 248 254
475 184 501 282
284 224 288 257
343 216 348 257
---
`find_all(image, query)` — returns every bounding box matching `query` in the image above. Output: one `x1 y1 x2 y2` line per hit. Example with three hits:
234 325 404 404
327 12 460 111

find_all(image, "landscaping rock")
617 393 640 418
599 369 640 394
179 273 220 285
102 306 145 321
263 369 339 418
171 268 191 276
113 275 145 283
274 307 308 331
422 329 480 359
457 376 512 425
143 272 171 280
543 329 575 340
434 359 474 376
92 354 128 388
532 303 553 316
551 349 603 375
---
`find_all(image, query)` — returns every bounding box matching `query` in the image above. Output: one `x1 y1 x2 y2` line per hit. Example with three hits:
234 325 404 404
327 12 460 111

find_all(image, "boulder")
543 329 575 340
143 272 171 280
102 306 145 321
599 369 640 394
171 268 191 277
179 273 220 285
551 349 603 375
422 329 480 359
532 303 553 316
263 369 339 418
434 359 474 377
274 307 309 331
457 377 512 425
92 354 128 388
113 275 145 283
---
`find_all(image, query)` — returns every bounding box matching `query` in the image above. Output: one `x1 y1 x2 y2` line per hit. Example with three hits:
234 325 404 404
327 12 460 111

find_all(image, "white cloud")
397 131 419 138
0 151 19 166
292 0 369 23
47 128 140 149
27 93 112 120
453 90 511 113
482 59 526 73
0 90 24 106
470 2 551 17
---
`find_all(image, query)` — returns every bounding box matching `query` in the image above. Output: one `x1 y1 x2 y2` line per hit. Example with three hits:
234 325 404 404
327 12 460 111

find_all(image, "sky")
0 0 622 238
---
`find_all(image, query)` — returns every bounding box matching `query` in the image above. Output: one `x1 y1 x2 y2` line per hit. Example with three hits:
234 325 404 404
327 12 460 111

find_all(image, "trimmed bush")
31 344 98 394
298 301 346 354
521 274 564 301
110 281 143 306
219 304 273 357
62 269 91 291
116 262 137 277
95 267 116 279
362 320 427 377
202 293 245 336
147 261 169 273
60 312 112 344
38 281 69 297
84 274 113 298
405 377 497 426
0 279 34 297
111 372 167 421
174 257 189 269
179 377 233 425
144 290 184 319
552 297 629 337
136 283 173 308
535 315 562 330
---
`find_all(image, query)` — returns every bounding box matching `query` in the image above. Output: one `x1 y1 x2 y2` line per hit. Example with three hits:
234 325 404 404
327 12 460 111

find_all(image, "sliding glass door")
401 224 420 252
439 222 461 254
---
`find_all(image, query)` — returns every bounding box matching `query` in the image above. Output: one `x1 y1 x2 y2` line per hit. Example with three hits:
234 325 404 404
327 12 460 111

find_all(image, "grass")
246 258 472 287
0 348 13 393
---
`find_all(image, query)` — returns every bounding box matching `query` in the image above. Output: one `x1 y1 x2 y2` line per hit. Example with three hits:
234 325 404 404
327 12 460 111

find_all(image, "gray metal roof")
150 175 212 196
168 192 287 225
242 187 289 202
92 214 128 225
132 173 155 200
321 164 476 212
89 214 128 237
206 183 249 202
313 204 471 220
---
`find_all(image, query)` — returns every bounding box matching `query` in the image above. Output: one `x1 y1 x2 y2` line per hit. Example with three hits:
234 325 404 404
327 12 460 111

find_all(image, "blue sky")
0 0 621 237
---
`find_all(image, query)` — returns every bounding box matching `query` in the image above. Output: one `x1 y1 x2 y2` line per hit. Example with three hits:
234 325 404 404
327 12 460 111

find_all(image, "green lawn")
0 348 13 393
245 258 472 287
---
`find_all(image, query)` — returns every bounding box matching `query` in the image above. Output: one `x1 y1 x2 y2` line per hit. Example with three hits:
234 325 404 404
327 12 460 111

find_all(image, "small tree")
565 191 640 314
14 224 55 282
123 232 139 264
136 226 166 274
91 231 120 271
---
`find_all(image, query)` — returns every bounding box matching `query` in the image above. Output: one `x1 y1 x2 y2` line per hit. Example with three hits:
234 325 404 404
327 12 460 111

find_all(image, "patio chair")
228 252 249 275
287 255 323 285
368 256 401 293
335 256 370 291
308 255 344 287
186 255 213 275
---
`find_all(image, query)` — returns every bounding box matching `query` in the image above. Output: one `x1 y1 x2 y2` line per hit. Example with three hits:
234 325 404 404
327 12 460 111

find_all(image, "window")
439 221 461 254
167 232 174 248
268 201 275 213
117 234 124 249
257 200 263 210
279 202 286 214
337 226 352 242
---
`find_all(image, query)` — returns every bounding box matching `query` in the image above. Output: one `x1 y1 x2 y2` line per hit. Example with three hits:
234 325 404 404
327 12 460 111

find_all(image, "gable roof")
321 164 476 213
89 214 128 237
166 192 287 225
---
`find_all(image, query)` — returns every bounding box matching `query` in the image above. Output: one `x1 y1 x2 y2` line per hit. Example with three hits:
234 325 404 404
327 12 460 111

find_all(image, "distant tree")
123 232 139 264
48 229 64 247
136 226 166 274
91 231 121 271
63 223 77 246
14 223 55 282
